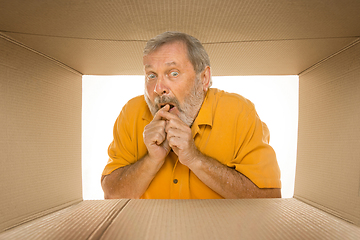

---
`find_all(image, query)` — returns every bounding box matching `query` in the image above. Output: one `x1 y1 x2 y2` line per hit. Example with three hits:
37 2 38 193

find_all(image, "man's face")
143 41 205 126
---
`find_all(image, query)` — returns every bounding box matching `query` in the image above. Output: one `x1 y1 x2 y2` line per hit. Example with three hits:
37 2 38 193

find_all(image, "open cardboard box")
1 1 359 239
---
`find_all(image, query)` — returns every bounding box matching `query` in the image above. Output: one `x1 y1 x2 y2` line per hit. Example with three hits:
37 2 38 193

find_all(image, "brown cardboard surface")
1 199 359 240
1 0 360 75
0 34 83 232
296 40 360 225
1 0 360 237
3 32 356 76
100 199 360 240
0 200 129 240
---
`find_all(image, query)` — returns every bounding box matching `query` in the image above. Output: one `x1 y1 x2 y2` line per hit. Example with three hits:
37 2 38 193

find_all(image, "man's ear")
201 66 211 92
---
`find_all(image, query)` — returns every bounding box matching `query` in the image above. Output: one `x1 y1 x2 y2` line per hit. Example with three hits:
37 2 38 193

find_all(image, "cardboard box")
1 199 360 239
0 0 359 239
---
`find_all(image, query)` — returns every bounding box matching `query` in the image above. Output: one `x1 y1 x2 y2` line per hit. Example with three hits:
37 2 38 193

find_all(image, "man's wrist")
186 149 206 172
143 154 165 175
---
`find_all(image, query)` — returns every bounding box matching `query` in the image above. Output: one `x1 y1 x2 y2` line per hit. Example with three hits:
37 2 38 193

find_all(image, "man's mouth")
160 103 175 110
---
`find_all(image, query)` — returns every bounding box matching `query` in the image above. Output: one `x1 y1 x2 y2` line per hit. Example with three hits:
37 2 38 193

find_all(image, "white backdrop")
82 75 299 199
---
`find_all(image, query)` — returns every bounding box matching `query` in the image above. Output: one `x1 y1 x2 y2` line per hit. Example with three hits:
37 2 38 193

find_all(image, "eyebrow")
144 64 152 69
144 61 178 69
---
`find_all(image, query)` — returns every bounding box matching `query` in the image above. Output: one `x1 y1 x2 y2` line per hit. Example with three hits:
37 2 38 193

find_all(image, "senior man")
101 31 281 199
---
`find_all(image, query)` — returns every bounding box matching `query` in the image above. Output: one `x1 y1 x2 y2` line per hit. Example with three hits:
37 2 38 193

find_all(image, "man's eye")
170 71 179 77
147 74 156 80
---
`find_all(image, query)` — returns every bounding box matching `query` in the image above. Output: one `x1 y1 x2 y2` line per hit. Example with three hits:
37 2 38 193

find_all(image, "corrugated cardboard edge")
87 199 131 240
1 198 82 233
298 37 360 76
0 32 83 76
294 195 359 225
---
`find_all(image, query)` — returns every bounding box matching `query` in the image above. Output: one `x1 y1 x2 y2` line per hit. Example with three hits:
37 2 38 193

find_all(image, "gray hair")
144 32 211 86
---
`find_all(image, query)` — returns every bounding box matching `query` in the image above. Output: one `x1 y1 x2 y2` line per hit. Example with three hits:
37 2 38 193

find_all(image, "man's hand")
158 108 199 168
143 104 171 166
102 105 173 199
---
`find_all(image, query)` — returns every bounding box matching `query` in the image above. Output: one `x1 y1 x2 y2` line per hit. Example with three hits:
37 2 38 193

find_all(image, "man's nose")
154 75 169 95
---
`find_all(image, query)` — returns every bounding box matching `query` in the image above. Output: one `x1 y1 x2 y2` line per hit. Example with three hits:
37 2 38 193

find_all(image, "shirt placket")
169 124 203 199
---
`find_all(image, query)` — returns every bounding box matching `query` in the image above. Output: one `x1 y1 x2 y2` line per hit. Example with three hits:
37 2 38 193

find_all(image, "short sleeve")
102 97 149 176
227 109 281 189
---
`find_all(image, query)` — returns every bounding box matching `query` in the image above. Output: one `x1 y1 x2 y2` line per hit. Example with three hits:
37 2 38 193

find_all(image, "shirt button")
173 179 178 184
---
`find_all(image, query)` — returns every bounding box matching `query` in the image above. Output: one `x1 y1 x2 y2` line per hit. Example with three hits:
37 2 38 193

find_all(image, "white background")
82 75 299 199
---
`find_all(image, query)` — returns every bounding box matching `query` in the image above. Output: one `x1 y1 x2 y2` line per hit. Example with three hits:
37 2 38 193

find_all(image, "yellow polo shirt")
102 88 281 199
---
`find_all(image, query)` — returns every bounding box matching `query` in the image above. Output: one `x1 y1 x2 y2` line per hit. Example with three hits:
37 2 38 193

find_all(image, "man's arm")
160 109 281 199
101 154 162 199
189 152 281 198
101 105 172 199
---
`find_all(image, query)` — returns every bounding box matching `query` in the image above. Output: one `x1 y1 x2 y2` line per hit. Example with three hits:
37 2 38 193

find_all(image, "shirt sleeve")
227 109 281 189
102 102 139 176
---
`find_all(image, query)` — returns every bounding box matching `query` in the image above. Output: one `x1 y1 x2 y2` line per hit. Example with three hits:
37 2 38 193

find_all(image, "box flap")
0 34 82 232
1 1 360 75
295 39 360 226
101 199 360 239
0 200 129 240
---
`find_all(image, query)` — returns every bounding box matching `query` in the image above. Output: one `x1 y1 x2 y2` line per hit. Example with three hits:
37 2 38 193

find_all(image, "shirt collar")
191 88 214 138
142 105 153 123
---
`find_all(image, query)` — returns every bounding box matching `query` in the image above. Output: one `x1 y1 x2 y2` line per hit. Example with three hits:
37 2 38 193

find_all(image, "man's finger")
153 104 170 120
157 108 179 121
161 138 171 153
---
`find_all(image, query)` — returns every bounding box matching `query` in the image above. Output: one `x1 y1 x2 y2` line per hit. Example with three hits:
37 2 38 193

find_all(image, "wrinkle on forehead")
165 61 177 66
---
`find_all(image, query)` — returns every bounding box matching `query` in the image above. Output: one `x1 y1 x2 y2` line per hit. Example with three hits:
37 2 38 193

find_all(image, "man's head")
144 31 211 77
143 31 212 126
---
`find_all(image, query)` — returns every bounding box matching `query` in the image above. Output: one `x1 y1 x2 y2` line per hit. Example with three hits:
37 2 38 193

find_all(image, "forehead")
143 41 190 68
